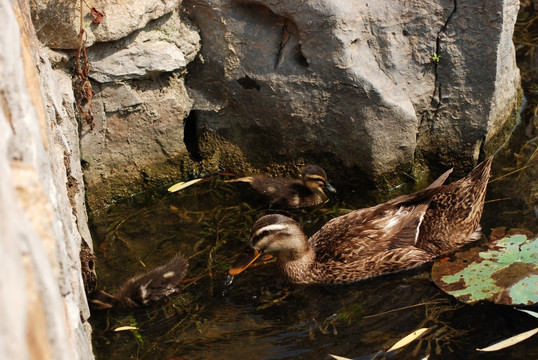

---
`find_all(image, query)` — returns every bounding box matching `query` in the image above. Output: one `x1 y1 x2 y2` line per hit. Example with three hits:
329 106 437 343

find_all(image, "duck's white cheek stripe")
254 224 287 237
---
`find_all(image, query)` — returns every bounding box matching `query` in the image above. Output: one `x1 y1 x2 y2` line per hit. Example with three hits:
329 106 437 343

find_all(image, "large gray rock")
1 0 93 358
183 0 521 181
30 0 182 49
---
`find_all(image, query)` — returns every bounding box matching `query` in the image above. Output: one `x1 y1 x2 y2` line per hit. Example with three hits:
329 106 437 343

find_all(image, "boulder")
88 11 200 82
182 0 521 182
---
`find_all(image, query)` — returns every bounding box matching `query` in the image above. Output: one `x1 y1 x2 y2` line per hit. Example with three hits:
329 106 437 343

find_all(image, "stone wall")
0 1 93 359
30 0 521 212
31 0 201 211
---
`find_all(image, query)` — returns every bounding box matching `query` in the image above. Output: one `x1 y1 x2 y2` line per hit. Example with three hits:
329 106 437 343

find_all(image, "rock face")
30 0 521 211
1 1 93 359
80 10 201 210
30 0 183 49
183 0 521 181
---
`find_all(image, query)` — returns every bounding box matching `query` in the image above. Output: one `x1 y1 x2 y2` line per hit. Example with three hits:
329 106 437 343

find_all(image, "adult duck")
229 156 493 284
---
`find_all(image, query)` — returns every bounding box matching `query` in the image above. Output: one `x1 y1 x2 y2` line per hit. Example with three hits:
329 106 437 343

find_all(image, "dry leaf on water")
114 326 138 332
387 327 430 352
328 355 352 360
168 178 204 192
477 327 538 352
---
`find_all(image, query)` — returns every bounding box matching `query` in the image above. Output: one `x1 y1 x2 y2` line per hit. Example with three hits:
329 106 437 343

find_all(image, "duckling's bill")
325 182 337 193
229 248 262 276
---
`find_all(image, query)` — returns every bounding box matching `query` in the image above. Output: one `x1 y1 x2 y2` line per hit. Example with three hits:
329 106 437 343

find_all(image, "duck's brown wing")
309 202 425 264
310 167 455 263
307 246 434 284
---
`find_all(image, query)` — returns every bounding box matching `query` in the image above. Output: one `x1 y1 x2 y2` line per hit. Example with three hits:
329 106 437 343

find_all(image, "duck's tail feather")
415 156 493 256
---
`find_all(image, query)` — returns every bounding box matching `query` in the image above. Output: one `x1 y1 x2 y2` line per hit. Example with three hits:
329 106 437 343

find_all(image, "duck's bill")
325 182 337 193
229 248 262 276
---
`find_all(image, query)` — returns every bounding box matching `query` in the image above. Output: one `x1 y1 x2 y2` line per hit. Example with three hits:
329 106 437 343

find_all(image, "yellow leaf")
168 178 203 192
114 326 138 332
516 309 538 319
387 327 430 352
477 327 538 352
328 355 352 360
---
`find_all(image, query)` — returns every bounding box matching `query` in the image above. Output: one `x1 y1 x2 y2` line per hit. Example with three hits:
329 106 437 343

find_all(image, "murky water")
89 112 537 360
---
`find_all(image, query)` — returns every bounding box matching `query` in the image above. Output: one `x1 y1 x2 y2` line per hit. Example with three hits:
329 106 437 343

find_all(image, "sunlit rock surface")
0 0 93 358
30 0 182 49
183 0 521 178
78 10 201 210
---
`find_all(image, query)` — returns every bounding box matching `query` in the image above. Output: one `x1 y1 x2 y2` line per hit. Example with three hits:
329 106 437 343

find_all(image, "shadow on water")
89 115 537 359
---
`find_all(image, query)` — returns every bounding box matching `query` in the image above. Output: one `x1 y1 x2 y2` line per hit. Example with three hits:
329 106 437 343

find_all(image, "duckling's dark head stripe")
304 175 326 184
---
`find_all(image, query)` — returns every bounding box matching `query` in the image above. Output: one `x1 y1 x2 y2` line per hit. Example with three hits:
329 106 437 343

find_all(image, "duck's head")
229 214 308 276
301 165 336 199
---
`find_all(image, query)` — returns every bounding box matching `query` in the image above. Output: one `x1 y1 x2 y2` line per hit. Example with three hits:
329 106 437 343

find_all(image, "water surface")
89 120 537 360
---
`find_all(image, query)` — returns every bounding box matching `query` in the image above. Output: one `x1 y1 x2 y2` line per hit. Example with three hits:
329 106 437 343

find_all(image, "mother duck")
229 156 493 284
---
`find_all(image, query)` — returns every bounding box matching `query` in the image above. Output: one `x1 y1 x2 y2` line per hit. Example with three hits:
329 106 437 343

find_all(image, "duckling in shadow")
227 165 336 209
229 156 493 284
89 253 188 310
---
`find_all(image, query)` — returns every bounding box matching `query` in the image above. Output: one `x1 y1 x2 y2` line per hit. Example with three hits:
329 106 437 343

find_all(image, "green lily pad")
432 234 538 305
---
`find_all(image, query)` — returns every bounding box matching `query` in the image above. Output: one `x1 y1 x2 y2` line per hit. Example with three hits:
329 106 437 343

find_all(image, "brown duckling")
228 165 336 208
89 253 188 309
229 156 493 284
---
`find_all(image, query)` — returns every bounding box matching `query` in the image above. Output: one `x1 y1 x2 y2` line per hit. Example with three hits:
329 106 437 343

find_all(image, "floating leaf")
476 327 538 352
387 328 430 352
114 326 138 332
168 178 203 192
328 355 352 360
516 308 538 318
432 235 538 305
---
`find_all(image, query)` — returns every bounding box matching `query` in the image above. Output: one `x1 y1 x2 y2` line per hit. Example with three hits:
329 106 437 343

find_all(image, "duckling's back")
116 253 188 308
249 177 323 208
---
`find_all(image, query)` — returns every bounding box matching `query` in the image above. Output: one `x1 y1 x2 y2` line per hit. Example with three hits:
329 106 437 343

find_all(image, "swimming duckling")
89 253 188 309
228 165 336 208
229 156 493 284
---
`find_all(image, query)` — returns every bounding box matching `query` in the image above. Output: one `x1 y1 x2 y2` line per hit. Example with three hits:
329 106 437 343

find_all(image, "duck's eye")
251 230 271 246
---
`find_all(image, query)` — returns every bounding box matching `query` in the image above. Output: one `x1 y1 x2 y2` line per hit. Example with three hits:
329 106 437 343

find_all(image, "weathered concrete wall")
0 1 93 359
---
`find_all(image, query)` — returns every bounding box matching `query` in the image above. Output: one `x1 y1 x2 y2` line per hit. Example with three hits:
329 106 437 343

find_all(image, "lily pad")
432 234 538 305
